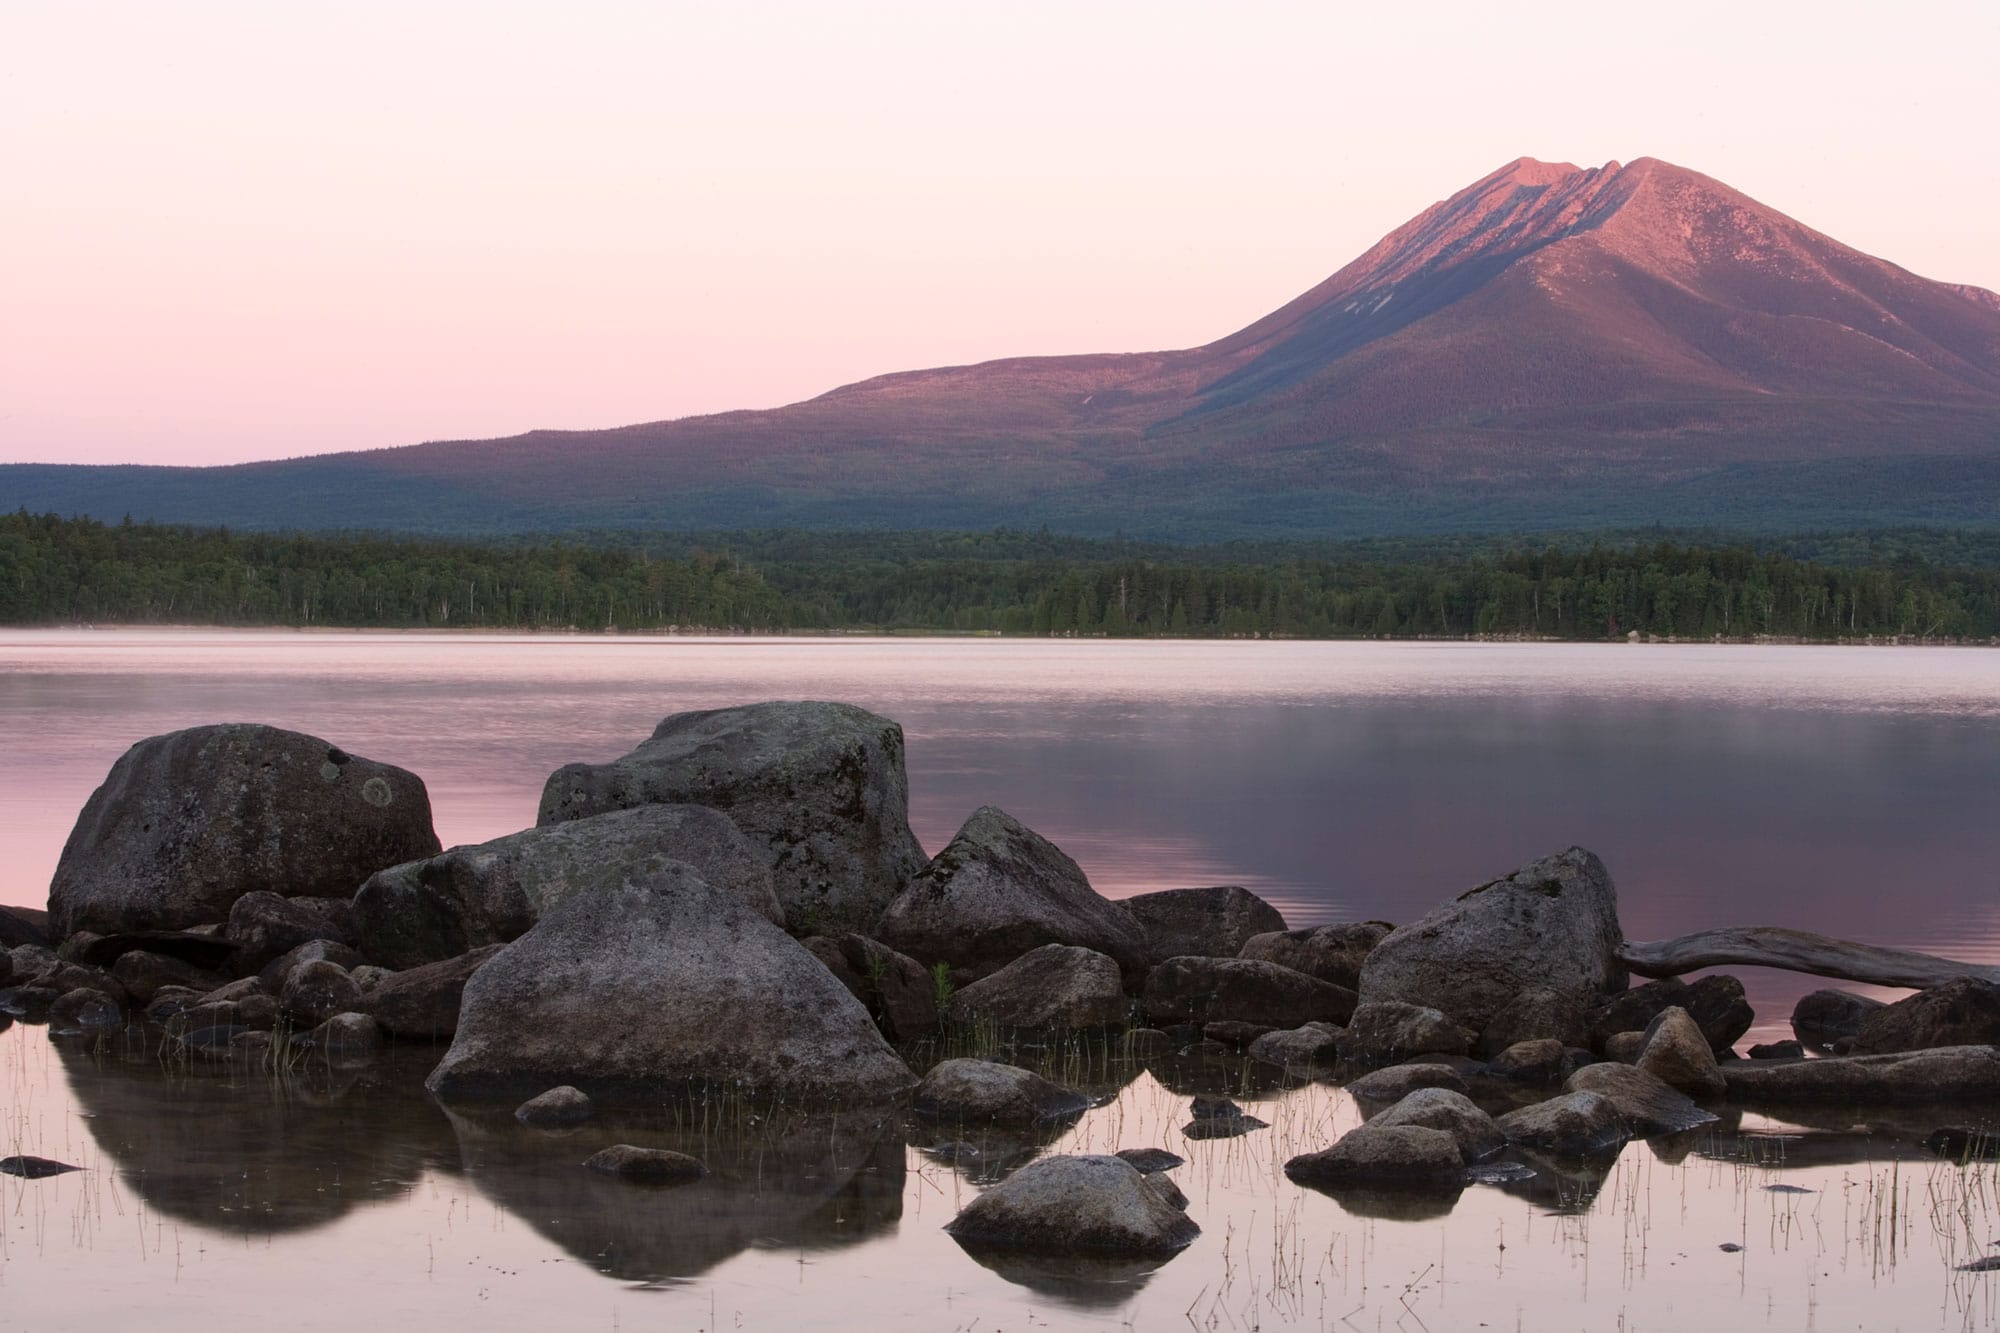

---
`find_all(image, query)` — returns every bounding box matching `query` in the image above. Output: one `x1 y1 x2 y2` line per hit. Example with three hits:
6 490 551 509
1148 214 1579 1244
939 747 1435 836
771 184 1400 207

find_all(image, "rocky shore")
7 701 2000 1261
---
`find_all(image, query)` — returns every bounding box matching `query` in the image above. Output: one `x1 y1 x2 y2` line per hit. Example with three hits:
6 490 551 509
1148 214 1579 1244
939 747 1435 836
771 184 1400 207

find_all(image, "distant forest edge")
4 512 1998 642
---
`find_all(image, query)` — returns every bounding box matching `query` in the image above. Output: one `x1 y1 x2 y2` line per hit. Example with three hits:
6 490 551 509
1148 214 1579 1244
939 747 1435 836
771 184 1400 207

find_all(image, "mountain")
10 156 2000 538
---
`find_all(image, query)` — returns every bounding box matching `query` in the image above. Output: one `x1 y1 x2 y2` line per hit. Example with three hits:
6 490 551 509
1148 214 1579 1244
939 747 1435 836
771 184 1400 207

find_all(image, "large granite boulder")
1142 957 1354 1028
1239 922 1393 991
1356 848 1625 1032
355 805 783 970
944 1155 1198 1256
948 944 1130 1031
536 701 925 930
874 807 1146 981
1121 886 1286 966
49 724 439 938
425 861 913 1106
1851 978 2000 1055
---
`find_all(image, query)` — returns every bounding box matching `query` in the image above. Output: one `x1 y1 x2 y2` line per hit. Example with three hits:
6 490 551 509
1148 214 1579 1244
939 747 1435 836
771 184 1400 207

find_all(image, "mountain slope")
9 157 2000 537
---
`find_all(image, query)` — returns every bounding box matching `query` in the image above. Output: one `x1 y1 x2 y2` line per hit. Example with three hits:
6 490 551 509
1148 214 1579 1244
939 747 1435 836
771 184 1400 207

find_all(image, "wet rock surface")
1497 1090 1629 1158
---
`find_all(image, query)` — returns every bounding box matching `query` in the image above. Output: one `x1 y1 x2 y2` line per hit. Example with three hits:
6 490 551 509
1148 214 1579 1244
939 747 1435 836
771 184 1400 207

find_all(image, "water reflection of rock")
55 1035 459 1234
444 1103 906 1282
953 1242 1167 1308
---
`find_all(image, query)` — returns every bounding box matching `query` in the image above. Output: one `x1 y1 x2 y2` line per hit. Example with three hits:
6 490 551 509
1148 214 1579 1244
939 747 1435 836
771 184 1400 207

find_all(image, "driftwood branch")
1617 926 2000 991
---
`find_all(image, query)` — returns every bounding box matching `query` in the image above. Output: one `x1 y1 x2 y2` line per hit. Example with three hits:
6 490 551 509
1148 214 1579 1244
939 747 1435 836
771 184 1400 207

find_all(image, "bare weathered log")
1617 927 2000 991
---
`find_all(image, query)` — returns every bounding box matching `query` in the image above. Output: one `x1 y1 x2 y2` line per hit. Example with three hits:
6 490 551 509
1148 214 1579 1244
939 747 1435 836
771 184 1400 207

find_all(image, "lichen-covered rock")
225 893 359 974
1851 978 2000 1055
1635 1006 1726 1097
1239 922 1393 991
1248 1024 1342 1069
944 1154 1199 1256
875 807 1146 981
1285 1124 1465 1190
948 944 1129 1031
1496 1090 1628 1157
913 1058 1089 1127
1121 886 1286 966
1564 1063 1718 1136
426 862 913 1106
537 701 924 930
1588 975 1753 1055
800 933 939 1041
355 805 784 970
516 1085 595 1128
365 945 503 1038
583 1145 708 1185
1338 1001 1475 1065
1791 988 1885 1049
1344 1062 1470 1102
1366 1088 1506 1163
1357 848 1624 1032
1722 1046 2000 1103
48 724 438 938
1142 956 1354 1028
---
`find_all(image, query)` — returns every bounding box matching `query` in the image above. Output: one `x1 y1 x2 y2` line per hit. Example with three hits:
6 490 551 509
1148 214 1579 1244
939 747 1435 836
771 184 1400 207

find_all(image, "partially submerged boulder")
1564 1063 1718 1136
1337 1001 1474 1065
354 805 784 970
1851 978 2000 1055
948 945 1129 1031
516 1086 594 1128
1496 1090 1628 1157
1357 848 1625 1032
874 807 1146 981
1142 957 1354 1028
48 987 123 1035
426 862 913 1106
1344 1063 1470 1102
49 724 439 937
1722 1046 2000 1103
1239 922 1392 991
1587 975 1753 1056
1248 1024 1342 1069
583 1145 708 1186
1121 886 1286 966
537 701 925 930
1285 1124 1465 1191
1634 1006 1726 1097
1366 1088 1505 1163
279 961 362 1027
944 1154 1199 1256
913 1058 1089 1127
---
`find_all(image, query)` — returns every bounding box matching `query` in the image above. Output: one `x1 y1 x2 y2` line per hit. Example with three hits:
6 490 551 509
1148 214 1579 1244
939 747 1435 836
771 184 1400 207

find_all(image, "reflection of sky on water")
4 632 1998 1041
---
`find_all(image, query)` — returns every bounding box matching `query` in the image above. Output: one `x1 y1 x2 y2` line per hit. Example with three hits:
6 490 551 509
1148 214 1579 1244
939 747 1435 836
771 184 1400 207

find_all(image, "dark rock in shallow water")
948 944 1128 1031
583 1145 708 1186
1928 1128 2000 1160
364 946 503 1039
1239 922 1392 992
876 806 1147 983
1190 1094 1244 1120
257 939 365 995
1115 1147 1184 1173
1635 1006 1727 1098
914 1058 1089 1127
300 1012 382 1059
516 1086 595 1128
1589 975 1753 1056
110 949 227 1004
1488 1038 1574 1082
1358 847 1625 1032
537 700 925 931
1497 1091 1629 1158
1121 885 1287 966
1852 978 2000 1055
1345 1062 1470 1101
355 804 785 970
48 724 438 938
1723 1046 2000 1103
1565 1063 1719 1136
279 960 363 1027
1248 1024 1341 1069
1181 1113 1269 1140
0 985 62 1020
0 1155 82 1179
1366 1088 1506 1163
1143 956 1355 1028
1338 1001 1475 1065
426 863 913 1106
226 893 359 974
48 987 124 1035
944 1154 1199 1256
1791 989 1885 1049
1285 1124 1465 1191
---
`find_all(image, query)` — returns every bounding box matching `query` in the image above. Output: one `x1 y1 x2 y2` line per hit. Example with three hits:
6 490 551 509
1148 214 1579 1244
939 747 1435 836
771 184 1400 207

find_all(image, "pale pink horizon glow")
3 0 1996 466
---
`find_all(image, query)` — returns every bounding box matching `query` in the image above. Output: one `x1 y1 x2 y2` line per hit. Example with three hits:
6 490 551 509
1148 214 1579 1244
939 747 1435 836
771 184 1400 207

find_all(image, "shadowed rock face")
1121 886 1287 967
1239 922 1392 991
49 724 439 938
426 861 914 1107
355 804 784 970
949 944 1130 1031
1851 978 2000 1055
536 701 925 931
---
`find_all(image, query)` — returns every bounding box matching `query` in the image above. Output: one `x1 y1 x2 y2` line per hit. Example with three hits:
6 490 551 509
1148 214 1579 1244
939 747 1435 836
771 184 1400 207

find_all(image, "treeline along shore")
5 510 1999 641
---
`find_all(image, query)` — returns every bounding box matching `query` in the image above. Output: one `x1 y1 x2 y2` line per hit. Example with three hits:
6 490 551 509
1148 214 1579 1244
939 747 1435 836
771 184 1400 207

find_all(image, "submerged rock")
1121 886 1287 966
427 862 913 1106
944 1154 1199 1256
537 701 925 930
875 807 1147 982
948 944 1129 1031
913 1058 1089 1127
49 724 438 938
1357 847 1625 1032
1239 922 1393 991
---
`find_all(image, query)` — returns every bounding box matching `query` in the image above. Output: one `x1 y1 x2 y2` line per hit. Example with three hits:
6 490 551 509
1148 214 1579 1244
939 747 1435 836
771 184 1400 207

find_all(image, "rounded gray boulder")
944 1154 1199 1256
948 944 1130 1031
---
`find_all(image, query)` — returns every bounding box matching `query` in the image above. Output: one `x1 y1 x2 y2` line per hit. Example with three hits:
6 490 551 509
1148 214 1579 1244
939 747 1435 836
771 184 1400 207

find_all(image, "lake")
4 630 2000 1329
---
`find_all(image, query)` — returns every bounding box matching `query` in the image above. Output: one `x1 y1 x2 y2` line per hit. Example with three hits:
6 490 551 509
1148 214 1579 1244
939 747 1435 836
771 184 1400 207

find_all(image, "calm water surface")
4 631 1999 1329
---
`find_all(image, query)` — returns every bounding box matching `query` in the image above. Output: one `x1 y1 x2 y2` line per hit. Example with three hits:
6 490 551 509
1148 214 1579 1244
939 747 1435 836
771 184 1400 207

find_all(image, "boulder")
1496 1091 1629 1157
948 944 1129 1031
1791 989 1885 1049
48 987 124 1034
1722 1046 2000 1103
1115 1147 1185 1173
109 951 226 1005
583 1145 708 1186
256 940 366 994
279 960 363 1026
1603 1031 1646 1063
48 724 438 938
143 986 206 1024
1248 1025 1342 1069
1203 1020 1273 1047
426 862 913 1106
1366 1088 1505 1163
300 1012 382 1059
1564 1063 1718 1136
1338 1001 1475 1065
800 933 939 1041
0 951 10 989
70 931 236 971
944 1154 1199 1256
1286 1123 1466 1193
225 894 359 974
913 1058 1089 1127
516 1086 595 1128
1121 886 1286 966
10 943 58 979
874 807 1146 981
365 945 503 1038
354 804 784 970
1588 975 1753 1056
1851 979 2000 1055
1477 987 1589 1057
537 701 925 930
1344 1063 1470 1102
1142 957 1354 1028
1356 848 1624 1032
1487 1038 1575 1082
0 985 61 1020
1635 1006 1726 1097
0 906 49 950
1239 922 1393 991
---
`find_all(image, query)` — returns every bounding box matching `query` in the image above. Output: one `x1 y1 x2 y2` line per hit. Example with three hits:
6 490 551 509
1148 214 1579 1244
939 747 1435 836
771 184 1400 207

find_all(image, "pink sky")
4 0 1996 466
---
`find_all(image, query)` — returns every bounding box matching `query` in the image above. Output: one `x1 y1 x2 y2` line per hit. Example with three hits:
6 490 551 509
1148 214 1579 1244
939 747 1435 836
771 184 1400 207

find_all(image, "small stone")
516 1086 596 1128
1115 1147 1185 1173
